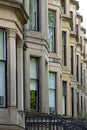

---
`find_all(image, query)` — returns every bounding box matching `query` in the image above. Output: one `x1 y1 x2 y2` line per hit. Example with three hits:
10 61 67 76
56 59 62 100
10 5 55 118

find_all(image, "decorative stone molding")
7 28 17 38
0 0 28 25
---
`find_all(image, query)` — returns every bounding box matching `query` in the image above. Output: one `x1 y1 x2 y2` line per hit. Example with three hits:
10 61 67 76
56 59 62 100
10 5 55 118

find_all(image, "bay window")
30 57 39 111
49 72 56 114
29 0 39 31
0 29 6 108
48 10 56 52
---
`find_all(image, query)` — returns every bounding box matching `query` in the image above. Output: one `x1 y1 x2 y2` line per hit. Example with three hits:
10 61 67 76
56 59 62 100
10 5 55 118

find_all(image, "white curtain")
49 89 55 107
49 72 55 89
30 79 37 91
30 57 38 79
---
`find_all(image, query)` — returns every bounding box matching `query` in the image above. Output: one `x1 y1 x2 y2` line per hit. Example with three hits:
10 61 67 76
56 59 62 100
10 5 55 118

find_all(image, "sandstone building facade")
0 0 87 129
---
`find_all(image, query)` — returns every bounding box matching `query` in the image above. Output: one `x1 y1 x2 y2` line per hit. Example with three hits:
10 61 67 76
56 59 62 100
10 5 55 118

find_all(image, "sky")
78 0 87 36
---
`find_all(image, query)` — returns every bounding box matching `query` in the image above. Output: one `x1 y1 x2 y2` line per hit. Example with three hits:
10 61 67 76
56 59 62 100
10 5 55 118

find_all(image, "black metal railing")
25 114 87 130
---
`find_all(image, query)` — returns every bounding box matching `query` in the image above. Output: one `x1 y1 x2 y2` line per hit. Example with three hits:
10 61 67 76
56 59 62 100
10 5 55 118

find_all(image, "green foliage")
30 90 36 110
77 111 87 118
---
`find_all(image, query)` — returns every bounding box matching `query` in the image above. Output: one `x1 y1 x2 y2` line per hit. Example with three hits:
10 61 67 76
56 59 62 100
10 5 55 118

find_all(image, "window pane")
62 96 66 114
49 89 55 107
62 31 66 65
49 90 55 113
30 57 39 111
30 79 38 110
29 0 39 30
30 57 38 79
30 79 37 91
48 10 55 52
48 10 55 27
62 81 66 115
48 27 55 52
0 62 5 107
61 0 66 13
0 29 6 60
49 72 56 113
49 72 56 89
70 11 73 31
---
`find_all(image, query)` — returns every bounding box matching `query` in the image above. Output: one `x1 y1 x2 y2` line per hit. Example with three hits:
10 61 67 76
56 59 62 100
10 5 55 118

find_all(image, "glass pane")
48 27 55 52
0 96 4 106
48 10 55 27
0 29 6 60
62 96 65 114
29 0 37 30
49 107 55 113
62 82 66 95
30 79 38 110
0 62 5 107
61 0 66 13
48 10 55 52
62 32 66 46
30 79 37 91
49 89 55 113
49 89 55 107
30 57 38 79
49 72 56 89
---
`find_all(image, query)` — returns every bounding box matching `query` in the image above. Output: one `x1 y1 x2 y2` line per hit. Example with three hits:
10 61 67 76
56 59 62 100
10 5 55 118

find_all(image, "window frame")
61 0 66 14
77 92 79 114
29 0 39 31
0 29 7 108
81 96 83 112
49 72 56 114
48 9 56 52
62 81 67 116
70 46 74 75
71 88 74 117
76 55 79 82
62 31 67 66
30 57 39 111
70 11 73 31
81 63 82 86
76 24 79 36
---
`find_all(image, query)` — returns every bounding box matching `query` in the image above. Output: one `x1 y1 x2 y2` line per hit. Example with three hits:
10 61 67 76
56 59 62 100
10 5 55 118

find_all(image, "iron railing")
25 114 87 130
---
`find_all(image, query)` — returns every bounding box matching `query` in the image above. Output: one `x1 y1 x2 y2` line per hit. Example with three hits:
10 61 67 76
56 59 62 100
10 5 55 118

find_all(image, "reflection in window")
49 72 56 113
62 31 66 66
62 81 66 115
61 0 66 13
0 29 6 108
29 0 39 31
76 55 79 82
48 10 56 52
70 46 73 75
70 11 73 31
30 57 39 111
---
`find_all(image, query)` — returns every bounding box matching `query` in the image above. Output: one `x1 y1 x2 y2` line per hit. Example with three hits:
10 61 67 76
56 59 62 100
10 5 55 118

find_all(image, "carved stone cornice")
0 0 28 24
